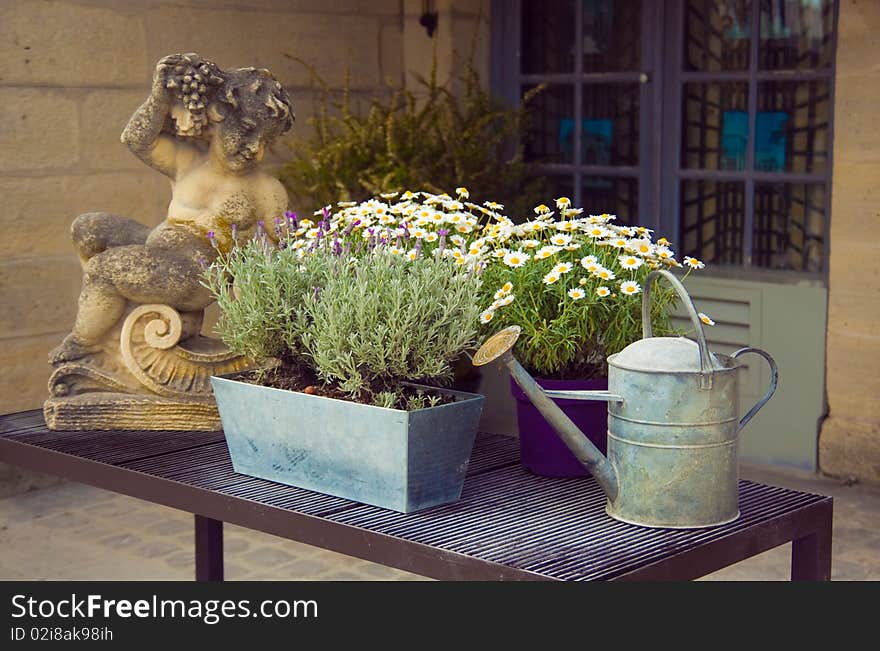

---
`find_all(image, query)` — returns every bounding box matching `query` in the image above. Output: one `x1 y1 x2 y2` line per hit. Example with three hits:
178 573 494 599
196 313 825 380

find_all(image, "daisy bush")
475 197 709 379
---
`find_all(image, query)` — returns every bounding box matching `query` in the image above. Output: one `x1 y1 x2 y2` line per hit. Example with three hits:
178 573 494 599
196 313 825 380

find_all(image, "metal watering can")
473 269 778 529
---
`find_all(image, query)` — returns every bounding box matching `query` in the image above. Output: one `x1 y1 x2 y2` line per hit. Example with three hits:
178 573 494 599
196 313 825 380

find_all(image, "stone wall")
0 0 488 494
818 0 880 484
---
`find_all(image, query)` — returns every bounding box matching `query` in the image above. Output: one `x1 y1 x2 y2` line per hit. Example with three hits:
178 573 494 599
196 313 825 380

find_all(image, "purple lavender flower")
231 223 238 243
207 231 218 249
196 254 208 269
332 238 342 256
343 218 361 236
286 211 298 229
438 228 449 253
255 221 265 239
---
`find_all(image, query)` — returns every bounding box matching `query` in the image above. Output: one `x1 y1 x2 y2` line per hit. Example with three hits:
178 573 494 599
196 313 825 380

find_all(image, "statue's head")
162 53 295 172
206 66 295 172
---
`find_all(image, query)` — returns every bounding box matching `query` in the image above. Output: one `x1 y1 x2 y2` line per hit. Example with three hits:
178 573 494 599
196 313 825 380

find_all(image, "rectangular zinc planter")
211 375 484 513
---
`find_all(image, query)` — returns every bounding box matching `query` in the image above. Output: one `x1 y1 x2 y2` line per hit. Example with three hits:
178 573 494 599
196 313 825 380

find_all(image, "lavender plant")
202 208 482 409
300 250 482 405
201 234 334 368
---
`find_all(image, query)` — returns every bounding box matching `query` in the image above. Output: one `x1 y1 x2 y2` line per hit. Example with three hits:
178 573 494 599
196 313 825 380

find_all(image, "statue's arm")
120 91 178 178
121 55 196 179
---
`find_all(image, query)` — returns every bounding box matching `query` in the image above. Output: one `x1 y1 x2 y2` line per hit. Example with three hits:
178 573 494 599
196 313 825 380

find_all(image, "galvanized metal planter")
210 374 484 513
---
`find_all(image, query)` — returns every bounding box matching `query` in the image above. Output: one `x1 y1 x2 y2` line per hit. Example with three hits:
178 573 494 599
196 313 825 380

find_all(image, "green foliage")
277 47 546 218
300 251 482 404
201 238 333 366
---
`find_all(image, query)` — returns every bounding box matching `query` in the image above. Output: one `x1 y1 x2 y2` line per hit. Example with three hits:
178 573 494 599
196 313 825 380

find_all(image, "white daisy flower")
552 262 573 275
429 212 446 224
564 243 582 251
550 233 573 246
483 200 504 210
596 286 611 297
555 196 572 210
411 228 427 239
406 250 418 261
578 277 588 286
562 207 584 218
455 224 474 234
580 255 598 268
492 248 510 259
628 239 654 256
698 312 716 326
456 187 470 199
620 280 641 295
496 294 515 307
389 246 403 256
503 251 530 268
521 239 541 249
450 234 465 246
542 272 560 285
655 246 676 261
554 221 578 232
567 288 586 300
500 282 513 294
609 237 628 248
424 232 438 243
684 256 706 269
337 200 358 208
534 245 562 260
618 255 644 270
479 309 495 324
534 204 552 215
593 267 616 281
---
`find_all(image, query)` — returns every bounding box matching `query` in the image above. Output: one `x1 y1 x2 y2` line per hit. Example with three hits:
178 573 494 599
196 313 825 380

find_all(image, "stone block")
0 172 169 258
835 0 880 78
80 90 154 171
0 89 78 172
832 83 880 163
825 332 880 422
0 256 82 340
0 0 148 87
829 161 880 232
145 8 382 90
826 291 880 339
819 416 880 483
379 21 404 85
827 239 880 296
0 332 64 415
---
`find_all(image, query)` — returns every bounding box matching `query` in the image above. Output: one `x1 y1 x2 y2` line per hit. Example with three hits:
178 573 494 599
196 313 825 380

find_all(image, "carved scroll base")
45 303 252 431
44 394 222 431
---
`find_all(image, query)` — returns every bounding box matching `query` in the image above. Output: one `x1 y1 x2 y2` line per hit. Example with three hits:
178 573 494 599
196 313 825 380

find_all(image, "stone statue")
44 53 294 430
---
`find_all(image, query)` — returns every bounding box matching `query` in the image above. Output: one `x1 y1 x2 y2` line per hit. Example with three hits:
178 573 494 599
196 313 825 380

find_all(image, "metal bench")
0 410 833 581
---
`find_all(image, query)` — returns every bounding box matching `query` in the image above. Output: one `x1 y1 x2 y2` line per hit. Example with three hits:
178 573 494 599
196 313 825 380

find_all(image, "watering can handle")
731 347 779 429
642 269 715 389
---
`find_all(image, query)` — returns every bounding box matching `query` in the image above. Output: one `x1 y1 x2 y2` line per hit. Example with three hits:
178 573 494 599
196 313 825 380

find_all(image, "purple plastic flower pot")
510 376 609 478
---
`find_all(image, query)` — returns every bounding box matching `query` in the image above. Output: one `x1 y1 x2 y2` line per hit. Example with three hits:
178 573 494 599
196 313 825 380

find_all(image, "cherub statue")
45 53 294 430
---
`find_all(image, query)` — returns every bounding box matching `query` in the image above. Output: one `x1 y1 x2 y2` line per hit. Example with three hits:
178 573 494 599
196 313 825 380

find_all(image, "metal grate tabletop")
0 410 832 581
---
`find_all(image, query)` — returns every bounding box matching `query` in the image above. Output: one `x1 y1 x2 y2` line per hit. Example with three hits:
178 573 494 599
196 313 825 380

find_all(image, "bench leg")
195 515 224 581
790 506 833 581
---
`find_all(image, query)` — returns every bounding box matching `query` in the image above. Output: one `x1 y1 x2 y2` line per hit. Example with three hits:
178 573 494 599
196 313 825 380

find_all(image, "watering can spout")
472 327 619 502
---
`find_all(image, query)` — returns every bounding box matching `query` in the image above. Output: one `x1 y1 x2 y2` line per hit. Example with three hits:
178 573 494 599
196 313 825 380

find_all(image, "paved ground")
1 463 877 581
